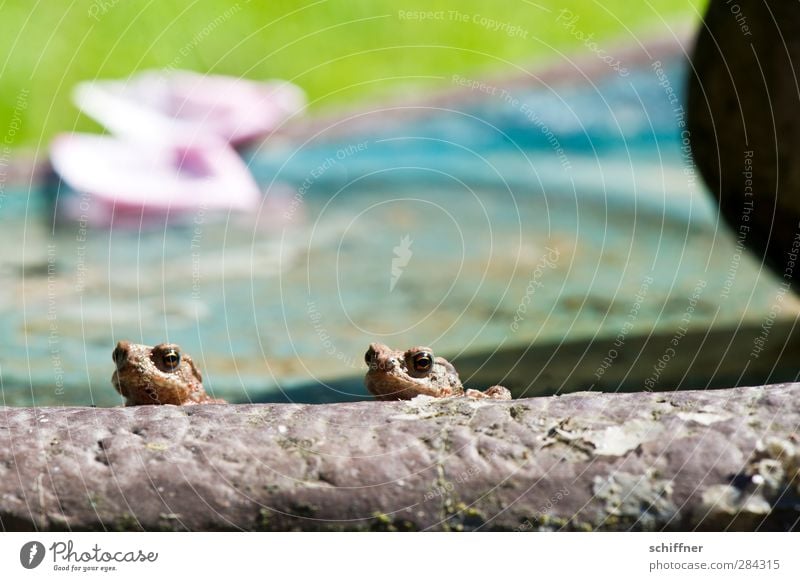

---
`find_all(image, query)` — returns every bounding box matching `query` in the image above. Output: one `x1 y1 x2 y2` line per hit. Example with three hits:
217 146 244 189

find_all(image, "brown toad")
363 342 511 401
111 341 224 406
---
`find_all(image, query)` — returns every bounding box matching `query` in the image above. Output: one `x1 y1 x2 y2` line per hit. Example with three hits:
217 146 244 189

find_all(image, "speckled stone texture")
689 0 800 279
1 384 799 531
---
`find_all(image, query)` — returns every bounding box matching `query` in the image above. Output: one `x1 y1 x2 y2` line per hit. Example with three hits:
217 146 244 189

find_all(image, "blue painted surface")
0 57 795 406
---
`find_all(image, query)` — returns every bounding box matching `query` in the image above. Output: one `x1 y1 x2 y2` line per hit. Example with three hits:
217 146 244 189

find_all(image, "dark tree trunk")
689 0 800 282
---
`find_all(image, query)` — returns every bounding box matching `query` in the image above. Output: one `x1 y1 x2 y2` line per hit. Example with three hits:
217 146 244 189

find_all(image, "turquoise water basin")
1 56 797 406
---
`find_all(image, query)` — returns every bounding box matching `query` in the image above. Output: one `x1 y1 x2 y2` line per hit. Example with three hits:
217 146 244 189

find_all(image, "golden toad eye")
162 349 181 370
410 352 433 373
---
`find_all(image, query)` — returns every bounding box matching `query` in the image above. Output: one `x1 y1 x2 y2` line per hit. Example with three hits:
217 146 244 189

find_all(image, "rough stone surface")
1 384 799 531
689 0 800 280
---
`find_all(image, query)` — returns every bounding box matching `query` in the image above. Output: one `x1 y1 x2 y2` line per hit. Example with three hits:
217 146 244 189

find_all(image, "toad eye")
162 349 181 371
364 345 376 365
410 351 434 374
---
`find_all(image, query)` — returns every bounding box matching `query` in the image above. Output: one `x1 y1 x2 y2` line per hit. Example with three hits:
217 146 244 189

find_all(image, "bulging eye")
410 351 434 374
364 345 376 366
162 349 181 371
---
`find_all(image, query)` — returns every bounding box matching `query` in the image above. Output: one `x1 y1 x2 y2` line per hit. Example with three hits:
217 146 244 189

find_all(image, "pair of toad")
112 341 511 406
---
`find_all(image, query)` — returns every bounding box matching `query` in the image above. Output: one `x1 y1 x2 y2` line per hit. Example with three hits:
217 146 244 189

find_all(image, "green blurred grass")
0 0 703 147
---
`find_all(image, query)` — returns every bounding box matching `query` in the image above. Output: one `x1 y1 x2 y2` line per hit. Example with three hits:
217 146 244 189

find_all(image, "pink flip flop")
50 133 261 225
73 70 306 147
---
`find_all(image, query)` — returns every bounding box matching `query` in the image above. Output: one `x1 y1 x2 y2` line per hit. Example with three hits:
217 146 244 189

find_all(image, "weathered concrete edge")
1 382 798 532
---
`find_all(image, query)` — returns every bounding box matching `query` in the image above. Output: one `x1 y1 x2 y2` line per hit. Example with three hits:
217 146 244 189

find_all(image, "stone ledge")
1 384 798 531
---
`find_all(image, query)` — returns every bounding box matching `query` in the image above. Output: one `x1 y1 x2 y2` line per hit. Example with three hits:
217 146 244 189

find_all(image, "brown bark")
1 384 798 531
